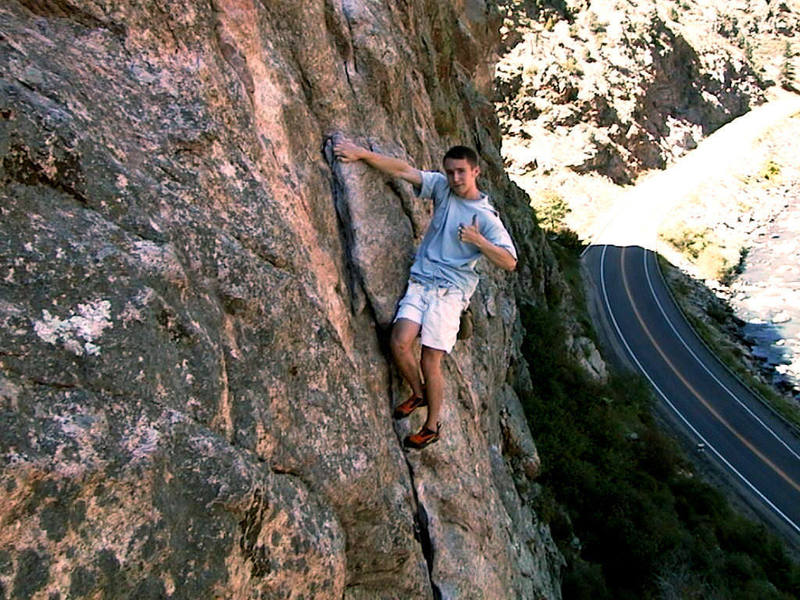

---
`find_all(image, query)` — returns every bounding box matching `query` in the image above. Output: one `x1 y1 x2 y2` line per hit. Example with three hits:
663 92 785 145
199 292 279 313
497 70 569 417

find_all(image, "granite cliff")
0 1 574 598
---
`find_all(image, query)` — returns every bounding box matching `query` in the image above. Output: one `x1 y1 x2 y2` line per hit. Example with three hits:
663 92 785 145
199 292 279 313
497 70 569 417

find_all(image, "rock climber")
333 139 517 449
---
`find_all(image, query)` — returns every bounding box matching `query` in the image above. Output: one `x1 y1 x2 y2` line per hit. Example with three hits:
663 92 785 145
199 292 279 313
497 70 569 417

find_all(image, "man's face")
443 157 480 199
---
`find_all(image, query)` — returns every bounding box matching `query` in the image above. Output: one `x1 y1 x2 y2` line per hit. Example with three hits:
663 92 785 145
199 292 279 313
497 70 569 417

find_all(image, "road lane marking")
618 247 800 494
643 250 800 461
596 244 800 534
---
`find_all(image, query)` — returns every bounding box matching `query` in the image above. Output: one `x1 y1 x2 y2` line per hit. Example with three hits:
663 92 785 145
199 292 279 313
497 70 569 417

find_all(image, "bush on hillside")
518 281 800 599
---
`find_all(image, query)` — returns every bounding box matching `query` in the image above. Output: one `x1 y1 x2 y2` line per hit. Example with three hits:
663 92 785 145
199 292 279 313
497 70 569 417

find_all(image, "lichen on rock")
33 299 113 356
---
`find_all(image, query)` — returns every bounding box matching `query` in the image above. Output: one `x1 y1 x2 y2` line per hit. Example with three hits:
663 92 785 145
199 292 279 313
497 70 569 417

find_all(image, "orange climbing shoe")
403 423 441 450
393 392 427 420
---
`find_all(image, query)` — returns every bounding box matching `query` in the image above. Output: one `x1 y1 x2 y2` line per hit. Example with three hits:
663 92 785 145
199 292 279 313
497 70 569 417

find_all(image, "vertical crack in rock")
389 371 443 600
214 21 255 102
386 178 422 240
238 488 272 578
325 134 441 597
322 133 413 327
322 0 358 98
406 459 443 600
323 134 371 318
343 60 357 97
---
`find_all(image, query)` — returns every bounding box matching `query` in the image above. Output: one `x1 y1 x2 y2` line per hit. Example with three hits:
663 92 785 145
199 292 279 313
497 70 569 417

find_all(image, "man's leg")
420 346 445 430
390 318 424 398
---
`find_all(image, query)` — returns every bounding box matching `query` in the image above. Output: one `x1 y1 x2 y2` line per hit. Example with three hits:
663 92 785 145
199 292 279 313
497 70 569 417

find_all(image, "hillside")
493 1 800 597
494 0 800 407
497 0 799 235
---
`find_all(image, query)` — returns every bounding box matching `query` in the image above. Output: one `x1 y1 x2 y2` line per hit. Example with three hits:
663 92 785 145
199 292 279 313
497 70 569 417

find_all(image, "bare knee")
391 323 416 356
390 332 407 356
420 348 444 374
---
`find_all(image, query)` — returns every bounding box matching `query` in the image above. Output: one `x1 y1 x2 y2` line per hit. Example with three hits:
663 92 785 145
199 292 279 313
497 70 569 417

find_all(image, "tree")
537 189 571 231
781 41 795 91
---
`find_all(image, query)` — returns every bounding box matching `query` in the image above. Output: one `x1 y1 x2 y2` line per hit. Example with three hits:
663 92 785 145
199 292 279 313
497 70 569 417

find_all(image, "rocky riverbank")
657 102 800 404
728 189 800 398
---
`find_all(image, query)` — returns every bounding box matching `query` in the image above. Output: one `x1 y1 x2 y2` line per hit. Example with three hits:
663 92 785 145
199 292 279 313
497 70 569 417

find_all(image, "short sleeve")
415 171 448 204
483 214 517 260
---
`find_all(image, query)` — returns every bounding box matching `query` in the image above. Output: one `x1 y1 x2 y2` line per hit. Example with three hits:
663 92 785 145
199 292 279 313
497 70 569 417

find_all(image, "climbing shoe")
403 423 441 450
393 391 427 420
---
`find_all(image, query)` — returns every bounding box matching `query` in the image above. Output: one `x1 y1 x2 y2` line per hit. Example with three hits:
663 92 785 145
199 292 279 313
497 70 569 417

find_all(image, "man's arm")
333 139 423 187
482 244 517 271
459 216 517 271
474 240 517 271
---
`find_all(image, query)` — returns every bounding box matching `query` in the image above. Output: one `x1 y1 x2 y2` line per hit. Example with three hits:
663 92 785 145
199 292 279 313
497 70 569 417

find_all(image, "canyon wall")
0 1 572 598
496 0 773 184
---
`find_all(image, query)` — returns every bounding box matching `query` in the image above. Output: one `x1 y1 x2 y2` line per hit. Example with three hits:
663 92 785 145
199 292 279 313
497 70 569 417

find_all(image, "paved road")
584 244 800 542
581 92 800 544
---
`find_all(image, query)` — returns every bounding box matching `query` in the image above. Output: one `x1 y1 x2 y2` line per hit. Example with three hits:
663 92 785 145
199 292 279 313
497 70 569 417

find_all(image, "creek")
730 192 800 398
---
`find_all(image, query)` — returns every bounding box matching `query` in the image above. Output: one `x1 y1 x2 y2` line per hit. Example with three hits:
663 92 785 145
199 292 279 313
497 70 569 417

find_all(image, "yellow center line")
619 247 800 494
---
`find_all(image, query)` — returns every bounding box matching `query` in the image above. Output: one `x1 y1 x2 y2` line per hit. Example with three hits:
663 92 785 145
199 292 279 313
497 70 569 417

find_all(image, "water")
730 195 800 397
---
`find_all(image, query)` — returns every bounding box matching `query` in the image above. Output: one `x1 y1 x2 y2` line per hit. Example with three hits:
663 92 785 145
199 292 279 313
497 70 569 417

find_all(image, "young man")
333 140 517 449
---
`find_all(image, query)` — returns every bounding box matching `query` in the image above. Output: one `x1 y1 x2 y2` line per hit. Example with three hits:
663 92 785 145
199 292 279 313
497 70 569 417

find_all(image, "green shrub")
553 228 583 252
760 159 782 182
781 41 795 90
535 188 571 231
661 225 709 260
695 245 730 280
588 12 607 34
517 301 800 598
562 559 611 600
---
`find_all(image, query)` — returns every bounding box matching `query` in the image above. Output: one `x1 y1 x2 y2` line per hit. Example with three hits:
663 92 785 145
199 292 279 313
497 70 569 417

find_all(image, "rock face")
1 1 568 598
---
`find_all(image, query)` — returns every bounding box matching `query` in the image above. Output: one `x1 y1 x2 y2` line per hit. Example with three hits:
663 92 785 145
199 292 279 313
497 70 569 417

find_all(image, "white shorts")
394 280 468 353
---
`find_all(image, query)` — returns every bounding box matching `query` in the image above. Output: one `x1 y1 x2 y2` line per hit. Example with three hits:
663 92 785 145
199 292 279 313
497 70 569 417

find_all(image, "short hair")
443 145 478 167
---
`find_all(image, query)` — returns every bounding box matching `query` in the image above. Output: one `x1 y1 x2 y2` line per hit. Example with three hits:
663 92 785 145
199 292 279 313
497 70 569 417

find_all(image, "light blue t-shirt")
410 171 517 298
